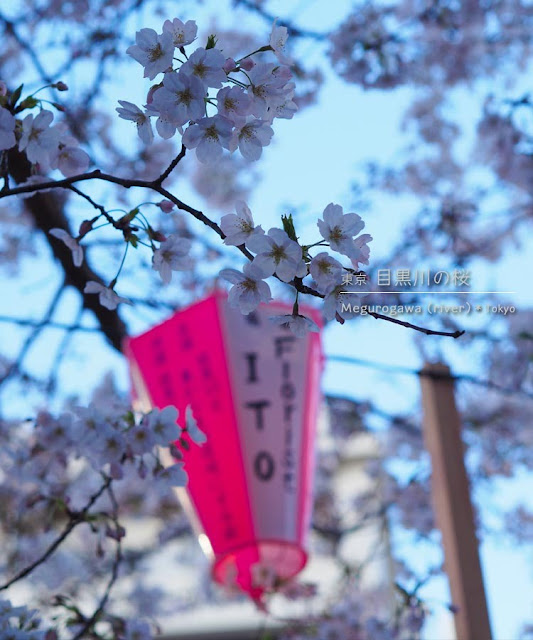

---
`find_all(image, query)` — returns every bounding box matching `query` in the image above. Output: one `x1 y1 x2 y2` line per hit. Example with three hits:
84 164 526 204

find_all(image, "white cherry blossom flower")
230 117 273 161
49 228 83 267
323 281 367 321
18 110 59 167
182 115 233 164
184 406 206 444
72 405 108 449
310 252 343 293
221 200 263 246
348 232 373 267
247 63 290 118
152 235 191 284
265 82 298 121
317 203 366 258
84 281 132 310
220 262 272 314
90 425 127 467
126 28 174 80
146 406 179 445
150 72 206 136
50 145 90 177
35 411 74 450
126 422 156 456
158 462 188 487
269 19 292 64
269 313 320 337
116 101 154 144
0 106 16 150
247 227 306 282
216 86 252 123
180 47 226 88
162 18 197 47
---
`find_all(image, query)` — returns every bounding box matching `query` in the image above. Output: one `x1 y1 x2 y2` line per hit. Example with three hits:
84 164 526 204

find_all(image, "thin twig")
156 145 187 185
0 169 467 341
0 477 112 591
71 484 123 640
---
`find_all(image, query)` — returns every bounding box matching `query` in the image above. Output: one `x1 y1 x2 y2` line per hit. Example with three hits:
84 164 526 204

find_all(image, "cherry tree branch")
366 309 465 338
6 149 128 352
71 485 123 640
1 165 465 341
0 476 112 592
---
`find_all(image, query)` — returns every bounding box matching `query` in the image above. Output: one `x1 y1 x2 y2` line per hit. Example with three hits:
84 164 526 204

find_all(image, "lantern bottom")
212 539 308 600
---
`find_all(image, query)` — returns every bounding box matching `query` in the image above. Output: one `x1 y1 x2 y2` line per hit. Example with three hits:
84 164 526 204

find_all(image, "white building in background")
153 398 396 640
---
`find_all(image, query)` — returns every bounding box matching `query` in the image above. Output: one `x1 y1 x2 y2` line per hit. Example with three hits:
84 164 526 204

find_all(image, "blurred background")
0 0 532 638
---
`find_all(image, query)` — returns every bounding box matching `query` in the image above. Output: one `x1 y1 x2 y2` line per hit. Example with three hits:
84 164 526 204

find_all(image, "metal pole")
420 362 492 640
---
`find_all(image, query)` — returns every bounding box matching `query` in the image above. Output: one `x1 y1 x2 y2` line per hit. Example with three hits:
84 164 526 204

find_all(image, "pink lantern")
124 292 323 600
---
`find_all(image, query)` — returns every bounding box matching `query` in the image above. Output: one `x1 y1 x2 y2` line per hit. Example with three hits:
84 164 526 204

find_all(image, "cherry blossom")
49 228 83 267
230 117 274 161
35 410 74 450
269 19 291 65
220 262 272 314
146 406 179 446
157 462 188 488
348 232 373 268
216 86 252 122
0 106 16 151
247 227 306 282
90 425 127 468
49 144 90 177
309 251 344 293
184 406 207 445
18 110 59 167
162 18 197 47
220 200 263 246
126 421 157 456
150 72 206 136
126 28 174 80
265 82 298 121
84 281 132 310
323 281 367 322
152 234 192 284
180 47 227 89
182 115 233 164
116 101 154 143
269 313 320 337
0 599 47 639
247 63 290 118
317 202 367 258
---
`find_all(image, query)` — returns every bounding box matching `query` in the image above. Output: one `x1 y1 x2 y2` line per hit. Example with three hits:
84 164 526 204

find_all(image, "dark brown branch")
1 166 465 342
156 144 187 185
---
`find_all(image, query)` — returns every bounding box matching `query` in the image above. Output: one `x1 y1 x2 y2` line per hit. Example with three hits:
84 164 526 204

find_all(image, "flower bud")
223 57 237 73
158 199 174 213
240 58 255 71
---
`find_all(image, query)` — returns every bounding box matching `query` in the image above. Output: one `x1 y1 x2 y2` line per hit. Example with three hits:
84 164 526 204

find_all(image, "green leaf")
10 84 24 107
281 213 298 242
206 34 218 49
